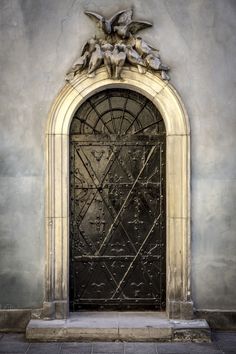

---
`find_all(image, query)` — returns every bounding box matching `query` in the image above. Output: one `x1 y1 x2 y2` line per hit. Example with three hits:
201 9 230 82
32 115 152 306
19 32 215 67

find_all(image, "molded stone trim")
45 67 192 319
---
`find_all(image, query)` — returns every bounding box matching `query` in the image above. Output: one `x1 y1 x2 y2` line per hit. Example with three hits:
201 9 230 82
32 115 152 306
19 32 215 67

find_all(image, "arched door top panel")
70 88 165 136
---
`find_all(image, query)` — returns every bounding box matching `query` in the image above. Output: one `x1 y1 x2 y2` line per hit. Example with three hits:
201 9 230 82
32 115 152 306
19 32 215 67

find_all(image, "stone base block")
42 301 68 320
167 301 194 319
26 312 210 342
171 319 211 342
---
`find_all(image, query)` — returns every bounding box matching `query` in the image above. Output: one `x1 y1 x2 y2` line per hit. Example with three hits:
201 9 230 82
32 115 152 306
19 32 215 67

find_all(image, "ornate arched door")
69 88 166 311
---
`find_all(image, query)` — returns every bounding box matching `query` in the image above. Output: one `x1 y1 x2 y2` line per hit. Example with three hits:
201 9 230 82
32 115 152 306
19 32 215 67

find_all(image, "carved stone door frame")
43 67 192 320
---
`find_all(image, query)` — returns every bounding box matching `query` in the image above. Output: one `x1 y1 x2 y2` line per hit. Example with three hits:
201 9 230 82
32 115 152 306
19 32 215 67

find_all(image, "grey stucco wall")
0 0 236 310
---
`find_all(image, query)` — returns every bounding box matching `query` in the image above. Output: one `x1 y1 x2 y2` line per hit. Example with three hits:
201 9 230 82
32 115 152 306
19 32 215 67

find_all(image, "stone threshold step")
26 312 210 342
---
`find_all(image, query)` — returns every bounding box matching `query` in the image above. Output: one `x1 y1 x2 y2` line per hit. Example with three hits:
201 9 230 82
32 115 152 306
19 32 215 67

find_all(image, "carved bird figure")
145 53 169 71
126 45 146 73
84 9 132 35
73 52 89 71
87 44 103 76
75 36 98 71
65 37 98 81
65 52 90 81
113 10 152 39
102 43 114 78
81 36 98 56
134 36 159 57
161 70 170 81
145 53 170 80
144 53 162 70
112 44 127 79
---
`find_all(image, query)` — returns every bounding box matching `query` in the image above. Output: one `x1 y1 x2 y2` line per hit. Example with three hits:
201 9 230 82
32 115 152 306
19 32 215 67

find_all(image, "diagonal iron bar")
111 213 161 299
96 145 156 256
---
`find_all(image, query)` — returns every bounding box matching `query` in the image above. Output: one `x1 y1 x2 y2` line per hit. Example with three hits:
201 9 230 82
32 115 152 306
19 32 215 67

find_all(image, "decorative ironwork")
70 89 166 310
66 9 170 81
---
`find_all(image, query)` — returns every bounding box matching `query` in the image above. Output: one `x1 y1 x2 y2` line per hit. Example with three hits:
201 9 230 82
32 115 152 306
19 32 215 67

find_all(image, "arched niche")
43 67 192 320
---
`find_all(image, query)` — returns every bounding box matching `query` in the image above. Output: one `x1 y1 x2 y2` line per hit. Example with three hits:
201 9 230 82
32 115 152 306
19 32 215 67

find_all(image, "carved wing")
81 41 89 56
117 9 133 25
84 11 104 25
109 9 133 27
148 44 159 52
128 20 152 34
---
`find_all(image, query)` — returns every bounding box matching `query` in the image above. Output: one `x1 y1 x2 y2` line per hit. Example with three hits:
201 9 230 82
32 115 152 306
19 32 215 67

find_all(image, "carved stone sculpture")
87 43 104 77
84 10 130 36
66 9 170 81
113 9 152 39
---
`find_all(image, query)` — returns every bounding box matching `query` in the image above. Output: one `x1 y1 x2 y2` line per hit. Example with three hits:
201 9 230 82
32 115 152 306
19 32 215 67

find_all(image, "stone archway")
43 67 192 320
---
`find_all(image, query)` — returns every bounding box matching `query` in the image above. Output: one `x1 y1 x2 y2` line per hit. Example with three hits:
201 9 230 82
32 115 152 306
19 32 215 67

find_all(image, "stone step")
26 312 211 342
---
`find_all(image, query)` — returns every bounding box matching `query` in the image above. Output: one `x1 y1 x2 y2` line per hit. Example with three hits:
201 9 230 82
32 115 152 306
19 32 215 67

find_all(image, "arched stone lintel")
46 67 190 137
44 67 193 320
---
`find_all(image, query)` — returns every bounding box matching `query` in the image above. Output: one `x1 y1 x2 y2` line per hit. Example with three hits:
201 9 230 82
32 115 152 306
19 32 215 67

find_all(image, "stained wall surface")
0 0 236 310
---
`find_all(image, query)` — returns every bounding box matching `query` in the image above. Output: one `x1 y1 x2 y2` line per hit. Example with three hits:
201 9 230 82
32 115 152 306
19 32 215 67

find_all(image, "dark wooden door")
69 89 166 310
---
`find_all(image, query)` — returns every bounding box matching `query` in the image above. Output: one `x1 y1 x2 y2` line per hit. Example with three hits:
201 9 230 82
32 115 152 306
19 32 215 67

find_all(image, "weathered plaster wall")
0 0 235 310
